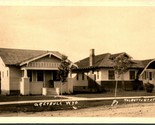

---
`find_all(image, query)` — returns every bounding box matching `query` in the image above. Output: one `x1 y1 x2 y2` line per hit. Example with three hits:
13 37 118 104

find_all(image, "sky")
1 1 155 62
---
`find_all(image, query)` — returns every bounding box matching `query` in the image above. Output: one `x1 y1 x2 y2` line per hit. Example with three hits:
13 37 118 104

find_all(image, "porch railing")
27 62 60 68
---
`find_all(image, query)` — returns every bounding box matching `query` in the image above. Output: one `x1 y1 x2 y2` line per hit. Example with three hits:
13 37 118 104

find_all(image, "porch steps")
42 88 59 96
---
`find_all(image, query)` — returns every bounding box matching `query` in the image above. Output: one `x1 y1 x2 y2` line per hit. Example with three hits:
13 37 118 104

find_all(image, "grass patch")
71 90 155 98
0 95 66 102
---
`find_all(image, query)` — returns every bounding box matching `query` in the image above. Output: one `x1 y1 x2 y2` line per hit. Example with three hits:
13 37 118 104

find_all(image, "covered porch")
140 59 155 85
20 62 61 95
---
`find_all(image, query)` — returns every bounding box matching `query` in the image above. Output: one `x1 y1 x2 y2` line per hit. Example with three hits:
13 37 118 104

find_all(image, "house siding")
72 68 141 93
100 68 138 81
30 81 43 95
9 66 22 94
141 69 155 85
72 72 89 92
100 69 109 80
0 57 10 95
72 73 88 86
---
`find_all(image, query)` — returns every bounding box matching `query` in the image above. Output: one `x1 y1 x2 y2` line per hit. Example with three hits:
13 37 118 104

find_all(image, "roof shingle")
0 48 63 65
75 52 153 69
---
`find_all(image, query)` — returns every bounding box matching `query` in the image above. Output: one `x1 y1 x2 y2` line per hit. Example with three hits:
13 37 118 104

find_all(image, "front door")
44 70 53 88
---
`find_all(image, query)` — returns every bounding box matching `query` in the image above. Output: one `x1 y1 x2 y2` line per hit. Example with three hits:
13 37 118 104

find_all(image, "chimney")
89 49 95 66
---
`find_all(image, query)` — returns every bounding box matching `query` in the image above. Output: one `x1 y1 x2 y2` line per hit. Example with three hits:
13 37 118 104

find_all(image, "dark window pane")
28 70 32 82
37 70 44 81
130 71 135 80
149 72 152 80
108 70 115 80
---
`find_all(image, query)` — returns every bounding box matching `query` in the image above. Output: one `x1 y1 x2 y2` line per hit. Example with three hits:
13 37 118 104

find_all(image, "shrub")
132 81 139 91
144 82 154 93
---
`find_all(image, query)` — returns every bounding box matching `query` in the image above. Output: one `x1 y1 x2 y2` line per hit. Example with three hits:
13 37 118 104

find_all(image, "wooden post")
61 81 62 101
23 69 28 78
114 80 118 99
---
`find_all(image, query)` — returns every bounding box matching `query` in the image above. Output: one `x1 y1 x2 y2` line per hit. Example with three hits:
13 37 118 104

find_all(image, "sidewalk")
0 95 155 105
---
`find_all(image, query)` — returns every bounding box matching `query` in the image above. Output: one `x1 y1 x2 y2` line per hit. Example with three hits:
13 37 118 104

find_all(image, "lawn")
0 95 65 102
0 90 155 113
0 90 154 102
69 90 155 98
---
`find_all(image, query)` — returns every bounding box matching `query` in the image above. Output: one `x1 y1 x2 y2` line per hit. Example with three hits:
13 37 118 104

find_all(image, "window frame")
129 70 136 80
108 70 115 80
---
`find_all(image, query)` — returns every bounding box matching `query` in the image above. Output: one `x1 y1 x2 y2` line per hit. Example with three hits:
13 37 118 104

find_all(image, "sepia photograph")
0 0 155 124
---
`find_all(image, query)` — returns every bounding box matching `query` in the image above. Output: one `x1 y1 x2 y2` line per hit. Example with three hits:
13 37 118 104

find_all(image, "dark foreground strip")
0 97 155 113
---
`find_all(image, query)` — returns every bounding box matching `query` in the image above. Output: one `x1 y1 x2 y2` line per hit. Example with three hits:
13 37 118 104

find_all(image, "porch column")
23 69 28 78
20 68 30 95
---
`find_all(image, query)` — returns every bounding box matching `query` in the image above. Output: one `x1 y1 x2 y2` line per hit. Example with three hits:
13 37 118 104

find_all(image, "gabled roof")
76 53 110 69
141 59 154 67
0 48 63 65
75 52 152 70
109 52 131 60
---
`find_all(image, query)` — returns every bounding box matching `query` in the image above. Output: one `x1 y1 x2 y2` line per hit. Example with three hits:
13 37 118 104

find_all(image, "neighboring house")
0 48 73 95
72 49 155 93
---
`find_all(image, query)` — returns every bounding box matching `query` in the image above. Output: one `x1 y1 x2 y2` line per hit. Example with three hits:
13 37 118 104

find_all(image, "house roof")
141 59 154 67
75 52 153 70
0 48 63 65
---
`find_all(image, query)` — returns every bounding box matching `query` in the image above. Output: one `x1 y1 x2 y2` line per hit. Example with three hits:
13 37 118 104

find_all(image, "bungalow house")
0 48 74 95
72 49 155 93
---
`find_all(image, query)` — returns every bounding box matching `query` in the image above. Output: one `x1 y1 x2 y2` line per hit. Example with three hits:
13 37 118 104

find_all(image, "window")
37 70 44 81
76 73 79 80
108 70 115 80
82 72 85 80
130 70 135 80
149 72 152 80
94 74 96 80
28 70 33 82
97 70 99 79
7 70 8 77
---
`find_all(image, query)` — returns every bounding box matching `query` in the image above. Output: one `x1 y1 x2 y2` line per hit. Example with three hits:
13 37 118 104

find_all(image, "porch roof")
0 48 63 65
139 58 155 76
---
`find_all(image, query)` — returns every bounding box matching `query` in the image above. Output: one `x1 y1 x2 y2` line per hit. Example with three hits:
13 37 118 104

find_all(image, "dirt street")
1 102 155 117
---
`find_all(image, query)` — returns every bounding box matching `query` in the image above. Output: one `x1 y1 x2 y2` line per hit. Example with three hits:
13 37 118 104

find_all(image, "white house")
72 49 155 93
0 48 74 95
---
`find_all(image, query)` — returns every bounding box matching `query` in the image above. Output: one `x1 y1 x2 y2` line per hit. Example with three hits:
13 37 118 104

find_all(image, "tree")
58 55 70 98
111 54 131 106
